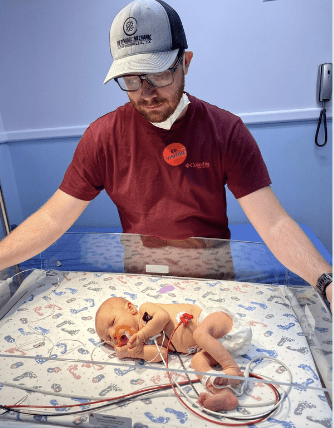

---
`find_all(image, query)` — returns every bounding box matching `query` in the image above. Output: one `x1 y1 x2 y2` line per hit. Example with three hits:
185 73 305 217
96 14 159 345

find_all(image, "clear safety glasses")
114 52 183 92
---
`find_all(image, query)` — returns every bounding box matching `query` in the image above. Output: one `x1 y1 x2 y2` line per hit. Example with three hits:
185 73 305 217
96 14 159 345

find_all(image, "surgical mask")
151 93 190 130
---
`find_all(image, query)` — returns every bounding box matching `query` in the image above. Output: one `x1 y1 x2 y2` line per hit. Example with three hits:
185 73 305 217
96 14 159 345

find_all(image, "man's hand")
0 190 90 272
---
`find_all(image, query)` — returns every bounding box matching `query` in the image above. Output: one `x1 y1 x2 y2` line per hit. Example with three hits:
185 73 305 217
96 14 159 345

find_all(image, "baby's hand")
128 332 144 350
114 345 131 360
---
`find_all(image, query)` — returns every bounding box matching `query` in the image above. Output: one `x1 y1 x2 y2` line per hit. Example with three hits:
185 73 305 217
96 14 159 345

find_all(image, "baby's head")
95 297 139 347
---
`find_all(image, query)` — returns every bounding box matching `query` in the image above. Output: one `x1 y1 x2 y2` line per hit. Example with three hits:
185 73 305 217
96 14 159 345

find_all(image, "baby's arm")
128 302 170 349
115 343 167 363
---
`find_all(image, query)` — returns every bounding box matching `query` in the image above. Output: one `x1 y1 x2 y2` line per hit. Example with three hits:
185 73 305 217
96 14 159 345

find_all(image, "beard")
129 77 185 123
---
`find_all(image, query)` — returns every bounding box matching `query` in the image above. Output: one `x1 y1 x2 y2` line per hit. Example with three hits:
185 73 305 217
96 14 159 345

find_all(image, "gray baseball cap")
104 0 188 84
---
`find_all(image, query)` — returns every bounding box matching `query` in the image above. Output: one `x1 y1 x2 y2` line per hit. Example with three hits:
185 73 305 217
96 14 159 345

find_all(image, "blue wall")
0 0 332 130
0 0 332 255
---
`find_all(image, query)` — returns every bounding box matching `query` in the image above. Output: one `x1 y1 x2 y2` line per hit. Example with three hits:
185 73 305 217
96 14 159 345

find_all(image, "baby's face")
95 302 139 347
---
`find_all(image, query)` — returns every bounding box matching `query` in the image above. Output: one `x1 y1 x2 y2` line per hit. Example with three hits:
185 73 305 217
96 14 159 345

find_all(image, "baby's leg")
193 312 243 386
191 312 246 411
191 350 238 411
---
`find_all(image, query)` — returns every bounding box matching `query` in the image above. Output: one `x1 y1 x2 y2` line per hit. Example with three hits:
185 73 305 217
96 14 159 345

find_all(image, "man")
0 0 332 308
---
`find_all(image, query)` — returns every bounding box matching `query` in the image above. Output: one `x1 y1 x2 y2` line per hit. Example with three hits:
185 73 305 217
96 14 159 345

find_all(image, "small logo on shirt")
185 162 210 169
163 143 187 166
123 17 137 36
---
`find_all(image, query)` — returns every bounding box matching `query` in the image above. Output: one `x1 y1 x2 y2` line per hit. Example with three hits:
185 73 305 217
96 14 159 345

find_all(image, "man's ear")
126 301 138 315
183 51 194 76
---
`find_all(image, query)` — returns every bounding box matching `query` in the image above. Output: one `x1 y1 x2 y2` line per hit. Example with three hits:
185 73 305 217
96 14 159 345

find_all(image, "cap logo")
123 17 137 36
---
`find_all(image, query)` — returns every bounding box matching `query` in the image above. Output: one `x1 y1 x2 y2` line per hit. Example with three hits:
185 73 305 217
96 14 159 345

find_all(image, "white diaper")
198 305 252 355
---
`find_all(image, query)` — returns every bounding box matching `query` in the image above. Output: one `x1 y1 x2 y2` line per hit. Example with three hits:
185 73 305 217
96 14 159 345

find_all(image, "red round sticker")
163 143 187 166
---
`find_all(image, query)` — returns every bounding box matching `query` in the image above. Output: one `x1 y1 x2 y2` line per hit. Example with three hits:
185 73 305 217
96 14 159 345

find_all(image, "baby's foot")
211 367 244 388
198 388 238 411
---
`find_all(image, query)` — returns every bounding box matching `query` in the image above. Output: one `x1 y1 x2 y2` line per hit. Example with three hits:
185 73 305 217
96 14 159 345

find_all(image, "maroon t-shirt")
59 94 271 240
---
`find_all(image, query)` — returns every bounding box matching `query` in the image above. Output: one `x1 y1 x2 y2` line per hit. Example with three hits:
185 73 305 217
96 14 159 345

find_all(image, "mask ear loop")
182 54 186 73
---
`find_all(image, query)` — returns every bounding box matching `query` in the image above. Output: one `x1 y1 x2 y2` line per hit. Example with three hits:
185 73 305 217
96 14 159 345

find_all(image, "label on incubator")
146 264 170 274
89 413 132 428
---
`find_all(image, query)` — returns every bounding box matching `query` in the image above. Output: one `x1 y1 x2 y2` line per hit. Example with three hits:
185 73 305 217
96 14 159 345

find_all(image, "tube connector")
180 313 193 326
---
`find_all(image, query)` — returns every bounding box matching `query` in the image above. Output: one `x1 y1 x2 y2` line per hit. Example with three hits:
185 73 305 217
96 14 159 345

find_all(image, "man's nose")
140 79 157 99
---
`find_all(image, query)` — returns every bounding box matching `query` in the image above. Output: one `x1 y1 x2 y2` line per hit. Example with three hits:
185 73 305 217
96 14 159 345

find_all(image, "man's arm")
0 189 90 271
238 186 332 307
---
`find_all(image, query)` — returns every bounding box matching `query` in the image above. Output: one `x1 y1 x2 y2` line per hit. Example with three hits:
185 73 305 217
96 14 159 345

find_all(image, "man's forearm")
264 216 331 288
239 187 332 308
0 190 90 272
0 209 65 271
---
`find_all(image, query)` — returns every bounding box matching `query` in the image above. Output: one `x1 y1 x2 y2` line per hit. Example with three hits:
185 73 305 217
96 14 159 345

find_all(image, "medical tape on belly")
0 353 330 393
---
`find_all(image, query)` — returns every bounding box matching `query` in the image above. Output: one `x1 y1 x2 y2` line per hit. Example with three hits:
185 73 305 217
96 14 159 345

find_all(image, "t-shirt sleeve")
225 118 271 199
59 126 104 201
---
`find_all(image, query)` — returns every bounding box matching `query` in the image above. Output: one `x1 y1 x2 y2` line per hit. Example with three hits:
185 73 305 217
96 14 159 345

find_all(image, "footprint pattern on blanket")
144 412 170 424
294 401 316 415
298 364 320 380
286 346 309 354
267 418 296 428
306 416 333 428
165 408 188 424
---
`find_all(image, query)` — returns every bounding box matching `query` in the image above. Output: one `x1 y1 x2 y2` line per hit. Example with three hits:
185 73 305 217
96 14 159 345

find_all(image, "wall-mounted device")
317 63 332 103
315 63 332 147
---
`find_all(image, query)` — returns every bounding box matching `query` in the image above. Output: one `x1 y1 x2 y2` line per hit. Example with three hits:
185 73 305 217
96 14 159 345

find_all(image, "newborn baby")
95 297 252 411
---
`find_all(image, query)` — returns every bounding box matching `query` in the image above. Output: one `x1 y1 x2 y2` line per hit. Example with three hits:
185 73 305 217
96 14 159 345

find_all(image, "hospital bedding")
0 268 332 428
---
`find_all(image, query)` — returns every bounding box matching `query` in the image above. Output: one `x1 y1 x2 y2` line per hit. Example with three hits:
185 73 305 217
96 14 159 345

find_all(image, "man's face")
127 59 185 123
